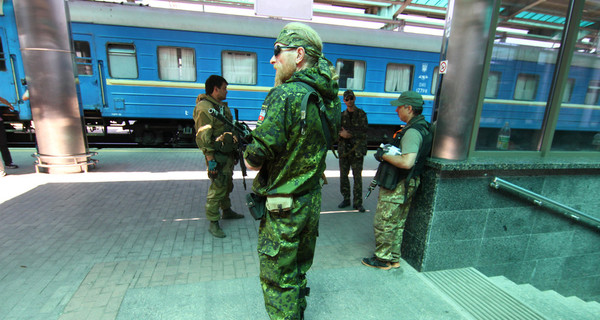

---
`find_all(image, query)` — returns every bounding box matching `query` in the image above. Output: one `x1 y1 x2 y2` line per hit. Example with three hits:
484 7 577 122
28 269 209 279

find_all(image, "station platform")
1 148 598 320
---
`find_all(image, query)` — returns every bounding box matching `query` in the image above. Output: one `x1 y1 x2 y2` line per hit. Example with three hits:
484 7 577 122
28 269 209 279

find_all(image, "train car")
1 0 598 148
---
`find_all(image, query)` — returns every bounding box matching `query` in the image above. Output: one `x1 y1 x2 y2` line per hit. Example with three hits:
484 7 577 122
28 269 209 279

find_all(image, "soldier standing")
337 89 368 212
362 91 432 270
193 75 243 238
244 22 340 319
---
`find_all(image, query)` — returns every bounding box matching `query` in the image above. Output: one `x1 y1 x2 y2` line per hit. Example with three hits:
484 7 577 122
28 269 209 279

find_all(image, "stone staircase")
421 267 600 320
489 275 600 320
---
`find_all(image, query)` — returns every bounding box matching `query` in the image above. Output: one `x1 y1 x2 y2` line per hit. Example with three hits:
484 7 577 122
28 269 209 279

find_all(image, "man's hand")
339 128 352 139
216 132 237 143
374 147 385 162
207 160 219 179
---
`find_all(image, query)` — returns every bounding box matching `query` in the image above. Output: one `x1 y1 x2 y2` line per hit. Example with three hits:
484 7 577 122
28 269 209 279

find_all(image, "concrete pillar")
431 0 499 160
13 0 93 173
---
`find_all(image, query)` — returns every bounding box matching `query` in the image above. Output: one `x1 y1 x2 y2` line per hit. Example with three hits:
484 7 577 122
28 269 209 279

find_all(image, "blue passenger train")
1 0 598 146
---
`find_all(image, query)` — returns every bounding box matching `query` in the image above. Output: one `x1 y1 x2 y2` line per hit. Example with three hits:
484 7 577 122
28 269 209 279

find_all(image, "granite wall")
402 159 600 302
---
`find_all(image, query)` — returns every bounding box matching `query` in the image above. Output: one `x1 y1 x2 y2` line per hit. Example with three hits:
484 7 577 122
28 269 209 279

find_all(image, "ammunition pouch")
246 193 266 220
266 195 293 213
375 162 409 190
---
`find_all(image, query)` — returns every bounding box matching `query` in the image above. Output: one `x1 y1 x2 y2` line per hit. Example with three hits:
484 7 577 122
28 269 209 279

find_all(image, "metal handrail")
490 177 600 231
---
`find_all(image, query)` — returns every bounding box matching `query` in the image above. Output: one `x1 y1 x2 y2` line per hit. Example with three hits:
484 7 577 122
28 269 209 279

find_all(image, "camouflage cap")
275 22 322 59
390 91 424 109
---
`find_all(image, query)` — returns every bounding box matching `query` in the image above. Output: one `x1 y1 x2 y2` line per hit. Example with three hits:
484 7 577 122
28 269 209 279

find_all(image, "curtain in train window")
158 47 195 82
385 63 413 92
431 67 439 94
336 59 365 90
107 43 138 79
514 74 538 100
485 72 501 98
222 51 256 85
0 38 6 71
562 78 575 103
584 80 599 105
74 41 93 76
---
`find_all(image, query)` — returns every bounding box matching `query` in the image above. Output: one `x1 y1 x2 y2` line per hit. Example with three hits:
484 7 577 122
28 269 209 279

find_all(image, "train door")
0 26 19 104
72 35 104 113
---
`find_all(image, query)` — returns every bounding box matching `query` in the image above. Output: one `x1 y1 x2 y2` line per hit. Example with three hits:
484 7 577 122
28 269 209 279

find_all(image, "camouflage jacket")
193 94 233 158
244 68 340 196
338 107 368 157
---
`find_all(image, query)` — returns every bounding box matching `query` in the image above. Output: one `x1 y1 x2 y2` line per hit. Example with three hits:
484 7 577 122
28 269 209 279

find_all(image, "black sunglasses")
274 45 299 57
344 96 354 101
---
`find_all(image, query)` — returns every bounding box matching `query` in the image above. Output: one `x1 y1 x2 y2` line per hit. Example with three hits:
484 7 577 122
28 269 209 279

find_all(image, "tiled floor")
0 148 467 320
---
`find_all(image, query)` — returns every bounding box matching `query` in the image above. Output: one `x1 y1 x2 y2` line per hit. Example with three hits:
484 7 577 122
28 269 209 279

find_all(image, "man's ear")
296 47 305 64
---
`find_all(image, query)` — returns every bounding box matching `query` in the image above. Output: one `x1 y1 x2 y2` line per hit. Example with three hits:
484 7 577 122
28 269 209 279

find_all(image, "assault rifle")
208 107 252 189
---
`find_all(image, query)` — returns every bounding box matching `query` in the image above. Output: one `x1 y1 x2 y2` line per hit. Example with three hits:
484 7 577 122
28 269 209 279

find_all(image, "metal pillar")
13 0 94 173
431 0 499 160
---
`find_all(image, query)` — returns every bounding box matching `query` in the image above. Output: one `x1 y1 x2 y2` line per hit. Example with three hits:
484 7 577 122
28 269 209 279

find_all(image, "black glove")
208 160 219 180
374 147 385 162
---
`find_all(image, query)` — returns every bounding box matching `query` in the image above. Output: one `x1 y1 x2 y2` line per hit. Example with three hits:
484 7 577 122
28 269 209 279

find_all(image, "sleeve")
400 128 423 155
244 88 290 168
193 101 216 157
350 109 368 141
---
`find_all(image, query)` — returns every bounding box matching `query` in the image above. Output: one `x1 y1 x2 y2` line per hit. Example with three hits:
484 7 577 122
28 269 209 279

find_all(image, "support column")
431 0 499 160
13 0 95 173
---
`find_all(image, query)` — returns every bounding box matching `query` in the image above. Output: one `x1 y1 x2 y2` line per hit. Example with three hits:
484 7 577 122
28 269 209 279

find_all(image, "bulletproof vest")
375 116 433 190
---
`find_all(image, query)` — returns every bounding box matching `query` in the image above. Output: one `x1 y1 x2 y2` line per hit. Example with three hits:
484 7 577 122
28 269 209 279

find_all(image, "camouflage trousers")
373 177 420 263
258 188 321 320
339 155 364 206
205 155 234 221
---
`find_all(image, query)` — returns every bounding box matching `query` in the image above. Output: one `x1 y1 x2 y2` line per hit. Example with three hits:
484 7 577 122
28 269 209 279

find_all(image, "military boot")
209 221 226 238
222 208 244 219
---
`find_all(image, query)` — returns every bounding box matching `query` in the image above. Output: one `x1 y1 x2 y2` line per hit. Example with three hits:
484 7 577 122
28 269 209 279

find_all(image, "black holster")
246 193 266 220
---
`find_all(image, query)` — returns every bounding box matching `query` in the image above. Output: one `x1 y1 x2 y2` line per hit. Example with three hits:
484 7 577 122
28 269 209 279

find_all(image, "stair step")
423 268 545 320
586 301 600 314
491 277 599 320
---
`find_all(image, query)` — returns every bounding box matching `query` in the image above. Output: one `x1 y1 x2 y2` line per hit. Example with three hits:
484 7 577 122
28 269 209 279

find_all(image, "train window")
336 59 365 90
0 39 6 71
514 74 538 100
74 41 93 76
562 78 575 103
221 51 256 85
385 63 413 92
158 47 196 82
585 80 600 105
431 67 439 94
107 43 138 79
485 72 501 98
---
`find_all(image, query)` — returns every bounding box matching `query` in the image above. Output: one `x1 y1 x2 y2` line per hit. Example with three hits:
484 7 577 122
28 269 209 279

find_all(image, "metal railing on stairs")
490 177 600 232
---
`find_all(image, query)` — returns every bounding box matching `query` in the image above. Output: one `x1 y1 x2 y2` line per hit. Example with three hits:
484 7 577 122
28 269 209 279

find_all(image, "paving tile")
0 148 464 319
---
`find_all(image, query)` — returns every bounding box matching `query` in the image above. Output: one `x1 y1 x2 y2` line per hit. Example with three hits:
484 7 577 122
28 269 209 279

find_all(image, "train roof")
67 0 443 53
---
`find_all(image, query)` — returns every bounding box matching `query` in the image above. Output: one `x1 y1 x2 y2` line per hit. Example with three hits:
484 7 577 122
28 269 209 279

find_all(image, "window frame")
513 73 539 101
0 37 7 72
485 71 501 99
335 58 366 91
157 46 197 82
73 40 93 76
384 63 414 93
220 50 257 85
106 43 139 79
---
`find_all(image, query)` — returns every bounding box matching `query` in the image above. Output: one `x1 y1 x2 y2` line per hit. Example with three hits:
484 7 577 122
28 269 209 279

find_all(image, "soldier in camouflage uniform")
362 91 431 270
244 23 340 320
193 75 243 239
337 90 368 212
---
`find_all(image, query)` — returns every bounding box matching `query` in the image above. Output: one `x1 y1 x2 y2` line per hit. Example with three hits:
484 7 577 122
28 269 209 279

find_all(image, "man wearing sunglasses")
338 89 368 212
244 22 340 320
